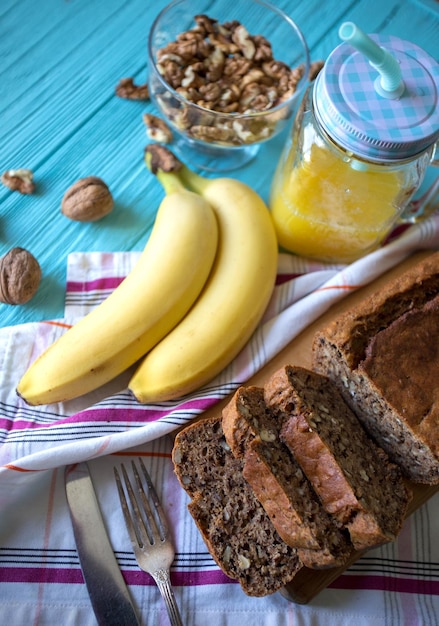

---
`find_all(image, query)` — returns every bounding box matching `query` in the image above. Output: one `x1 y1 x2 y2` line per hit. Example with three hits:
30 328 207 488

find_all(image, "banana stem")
145 149 188 196
176 165 210 195
156 168 187 196
144 143 209 196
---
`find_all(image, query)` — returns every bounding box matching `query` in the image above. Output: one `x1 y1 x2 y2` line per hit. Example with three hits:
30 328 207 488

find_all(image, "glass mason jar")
270 23 439 263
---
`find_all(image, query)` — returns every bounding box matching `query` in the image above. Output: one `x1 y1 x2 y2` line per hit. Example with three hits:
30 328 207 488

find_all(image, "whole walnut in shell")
0 247 42 305
61 176 113 222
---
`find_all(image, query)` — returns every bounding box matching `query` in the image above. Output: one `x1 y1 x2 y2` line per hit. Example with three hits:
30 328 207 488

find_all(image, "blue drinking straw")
339 22 405 99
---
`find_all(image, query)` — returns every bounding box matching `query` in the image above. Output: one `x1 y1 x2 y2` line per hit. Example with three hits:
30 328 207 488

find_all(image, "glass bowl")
147 0 310 171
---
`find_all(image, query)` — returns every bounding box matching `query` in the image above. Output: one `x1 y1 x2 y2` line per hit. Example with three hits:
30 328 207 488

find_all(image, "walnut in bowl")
147 0 310 171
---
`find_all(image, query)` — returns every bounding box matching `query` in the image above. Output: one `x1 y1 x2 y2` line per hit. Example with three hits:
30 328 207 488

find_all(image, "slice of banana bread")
312 251 439 484
172 415 302 596
264 365 412 551
222 386 353 568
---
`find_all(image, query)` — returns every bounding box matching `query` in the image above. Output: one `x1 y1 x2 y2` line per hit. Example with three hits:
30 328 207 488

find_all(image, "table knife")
65 462 140 626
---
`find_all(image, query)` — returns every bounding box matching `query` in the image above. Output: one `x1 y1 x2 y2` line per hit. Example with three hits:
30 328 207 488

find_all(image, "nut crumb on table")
115 77 150 100
1 169 35 194
143 113 173 143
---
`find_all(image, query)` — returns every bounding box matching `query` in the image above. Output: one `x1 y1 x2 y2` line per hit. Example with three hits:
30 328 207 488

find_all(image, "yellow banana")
129 164 278 403
17 174 218 405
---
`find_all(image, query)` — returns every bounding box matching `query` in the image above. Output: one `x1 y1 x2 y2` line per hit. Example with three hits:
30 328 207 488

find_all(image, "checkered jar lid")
313 33 439 161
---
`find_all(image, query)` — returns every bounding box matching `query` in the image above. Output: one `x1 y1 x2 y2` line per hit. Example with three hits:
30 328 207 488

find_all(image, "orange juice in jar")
270 23 439 263
270 116 411 262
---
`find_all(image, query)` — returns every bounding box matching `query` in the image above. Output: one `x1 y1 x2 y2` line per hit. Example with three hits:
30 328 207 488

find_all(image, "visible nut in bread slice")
222 385 353 567
172 415 302 596
264 365 412 551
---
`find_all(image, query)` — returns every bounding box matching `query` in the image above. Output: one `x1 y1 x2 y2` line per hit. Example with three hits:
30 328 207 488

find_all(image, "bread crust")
315 251 439 369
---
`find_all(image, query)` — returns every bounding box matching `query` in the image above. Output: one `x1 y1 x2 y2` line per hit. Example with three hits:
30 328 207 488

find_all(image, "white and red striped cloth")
1 216 438 625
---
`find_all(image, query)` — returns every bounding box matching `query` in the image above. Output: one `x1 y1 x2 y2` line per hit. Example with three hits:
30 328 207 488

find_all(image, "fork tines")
114 458 168 550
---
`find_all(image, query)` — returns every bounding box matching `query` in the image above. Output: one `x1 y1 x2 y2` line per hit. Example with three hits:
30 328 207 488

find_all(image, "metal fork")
114 458 184 626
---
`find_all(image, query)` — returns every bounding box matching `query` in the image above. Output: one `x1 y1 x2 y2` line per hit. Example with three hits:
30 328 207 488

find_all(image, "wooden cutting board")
198 248 439 604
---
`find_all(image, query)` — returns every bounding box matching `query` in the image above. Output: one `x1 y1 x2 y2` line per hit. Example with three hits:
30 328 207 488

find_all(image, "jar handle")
400 143 439 222
401 175 439 223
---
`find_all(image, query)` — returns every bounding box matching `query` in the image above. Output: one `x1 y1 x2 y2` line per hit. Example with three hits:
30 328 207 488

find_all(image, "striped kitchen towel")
0 215 438 626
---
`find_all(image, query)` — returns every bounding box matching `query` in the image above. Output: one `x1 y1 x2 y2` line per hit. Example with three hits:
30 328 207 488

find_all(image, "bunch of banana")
17 146 278 407
17 168 218 405
128 157 278 403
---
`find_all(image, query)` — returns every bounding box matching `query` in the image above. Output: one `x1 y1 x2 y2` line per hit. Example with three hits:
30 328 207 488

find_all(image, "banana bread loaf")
264 365 412 551
312 251 439 484
172 415 303 596
222 386 353 568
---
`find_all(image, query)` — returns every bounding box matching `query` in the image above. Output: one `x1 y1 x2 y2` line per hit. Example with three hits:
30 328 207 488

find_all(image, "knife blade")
65 462 140 626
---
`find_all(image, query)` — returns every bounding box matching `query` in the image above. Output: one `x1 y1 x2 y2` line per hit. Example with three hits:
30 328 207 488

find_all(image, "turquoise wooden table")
1 2 439 626
1 0 438 329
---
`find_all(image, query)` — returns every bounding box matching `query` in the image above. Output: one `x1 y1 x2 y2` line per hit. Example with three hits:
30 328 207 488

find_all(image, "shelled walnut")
115 77 149 100
61 177 114 222
151 14 320 146
143 114 173 143
155 15 304 115
0 247 42 305
1 169 35 194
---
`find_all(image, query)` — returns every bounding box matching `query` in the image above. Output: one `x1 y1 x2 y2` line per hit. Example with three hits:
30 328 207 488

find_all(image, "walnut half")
115 77 149 100
143 114 173 143
1 169 35 194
